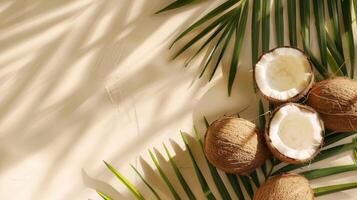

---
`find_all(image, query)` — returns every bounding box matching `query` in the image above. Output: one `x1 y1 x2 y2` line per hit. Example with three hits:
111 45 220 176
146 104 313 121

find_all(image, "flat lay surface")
0 0 356 199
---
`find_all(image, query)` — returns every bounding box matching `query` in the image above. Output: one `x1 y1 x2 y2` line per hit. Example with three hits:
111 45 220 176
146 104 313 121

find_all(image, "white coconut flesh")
255 47 312 101
269 104 323 160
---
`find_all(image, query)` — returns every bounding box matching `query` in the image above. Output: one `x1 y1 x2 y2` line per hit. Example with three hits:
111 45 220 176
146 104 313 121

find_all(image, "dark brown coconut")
204 116 268 175
254 47 315 104
307 77 357 132
265 103 324 164
254 173 315 200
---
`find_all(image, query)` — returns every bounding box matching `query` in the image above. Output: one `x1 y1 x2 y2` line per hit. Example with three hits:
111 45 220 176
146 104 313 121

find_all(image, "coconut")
204 116 268 175
307 77 357 132
265 103 324 164
254 173 314 200
254 47 314 103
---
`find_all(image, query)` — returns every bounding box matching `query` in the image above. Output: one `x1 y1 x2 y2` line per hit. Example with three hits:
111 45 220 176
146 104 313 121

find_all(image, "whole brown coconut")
307 77 357 132
254 173 314 200
204 116 268 175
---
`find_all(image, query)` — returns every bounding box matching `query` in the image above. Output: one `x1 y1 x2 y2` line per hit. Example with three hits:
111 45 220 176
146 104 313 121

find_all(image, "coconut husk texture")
254 173 315 200
265 103 324 164
254 47 315 104
307 77 357 132
204 116 269 175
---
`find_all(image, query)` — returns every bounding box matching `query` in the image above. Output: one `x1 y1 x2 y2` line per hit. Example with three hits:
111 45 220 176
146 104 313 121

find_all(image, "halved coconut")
254 47 314 103
265 103 324 164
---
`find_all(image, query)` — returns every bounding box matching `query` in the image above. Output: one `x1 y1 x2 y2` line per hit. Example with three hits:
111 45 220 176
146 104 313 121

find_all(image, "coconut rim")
204 116 268 174
265 103 325 164
253 46 315 104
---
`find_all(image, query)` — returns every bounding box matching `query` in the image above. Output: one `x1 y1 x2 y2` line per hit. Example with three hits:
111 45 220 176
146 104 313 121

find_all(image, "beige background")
0 0 356 199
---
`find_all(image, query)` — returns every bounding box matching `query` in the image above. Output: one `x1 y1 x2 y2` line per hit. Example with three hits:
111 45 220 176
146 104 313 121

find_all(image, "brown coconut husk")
254 47 315 104
307 77 357 132
253 173 315 200
204 116 269 175
265 103 325 164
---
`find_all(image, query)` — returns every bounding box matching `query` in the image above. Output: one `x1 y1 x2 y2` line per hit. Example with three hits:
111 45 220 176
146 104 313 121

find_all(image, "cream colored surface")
0 0 356 200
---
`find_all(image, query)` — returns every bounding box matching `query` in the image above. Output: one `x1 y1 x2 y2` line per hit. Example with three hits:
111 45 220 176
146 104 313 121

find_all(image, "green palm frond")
156 0 202 14
251 0 261 65
341 0 355 78
131 164 162 200
261 0 271 53
103 161 145 200
314 182 357 196
354 137 357 163
274 0 284 47
181 132 216 200
97 191 113 200
159 0 356 94
100 129 357 200
287 0 296 47
302 164 357 180
149 150 182 200
163 143 196 200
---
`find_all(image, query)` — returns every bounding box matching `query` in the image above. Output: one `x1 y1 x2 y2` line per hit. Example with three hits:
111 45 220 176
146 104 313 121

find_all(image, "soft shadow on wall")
0 0 221 199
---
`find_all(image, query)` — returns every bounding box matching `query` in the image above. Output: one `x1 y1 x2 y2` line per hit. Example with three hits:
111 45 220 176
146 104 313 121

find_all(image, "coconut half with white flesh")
254 47 314 103
265 103 324 164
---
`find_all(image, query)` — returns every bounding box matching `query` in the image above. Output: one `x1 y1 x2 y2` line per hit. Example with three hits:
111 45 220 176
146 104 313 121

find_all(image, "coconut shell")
204 116 268 175
254 47 315 104
265 103 324 164
307 77 357 132
254 173 315 200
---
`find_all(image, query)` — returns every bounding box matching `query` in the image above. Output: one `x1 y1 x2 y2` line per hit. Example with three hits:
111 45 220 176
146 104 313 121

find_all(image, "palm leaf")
354 137 357 163
314 182 357 196
341 0 355 78
299 0 310 50
313 0 328 68
226 174 244 199
251 0 261 65
274 0 284 47
287 0 296 46
239 176 254 199
209 19 236 81
262 0 271 53
131 165 162 200
173 8 238 59
228 0 249 95
326 32 346 76
163 144 196 200
181 132 216 200
302 164 357 180
156 0 199 14
199 21 235 78
149 150 182 200
327 0 345 54
103 161 145 200
258 99 268 178
324 131 357 147
171 0 239 46
327 50 344 76
185 20 229 67
97 191 113 200
274 141 357 174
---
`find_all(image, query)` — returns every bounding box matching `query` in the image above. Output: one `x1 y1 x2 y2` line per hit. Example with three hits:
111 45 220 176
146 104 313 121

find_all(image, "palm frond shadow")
0 0 216 199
